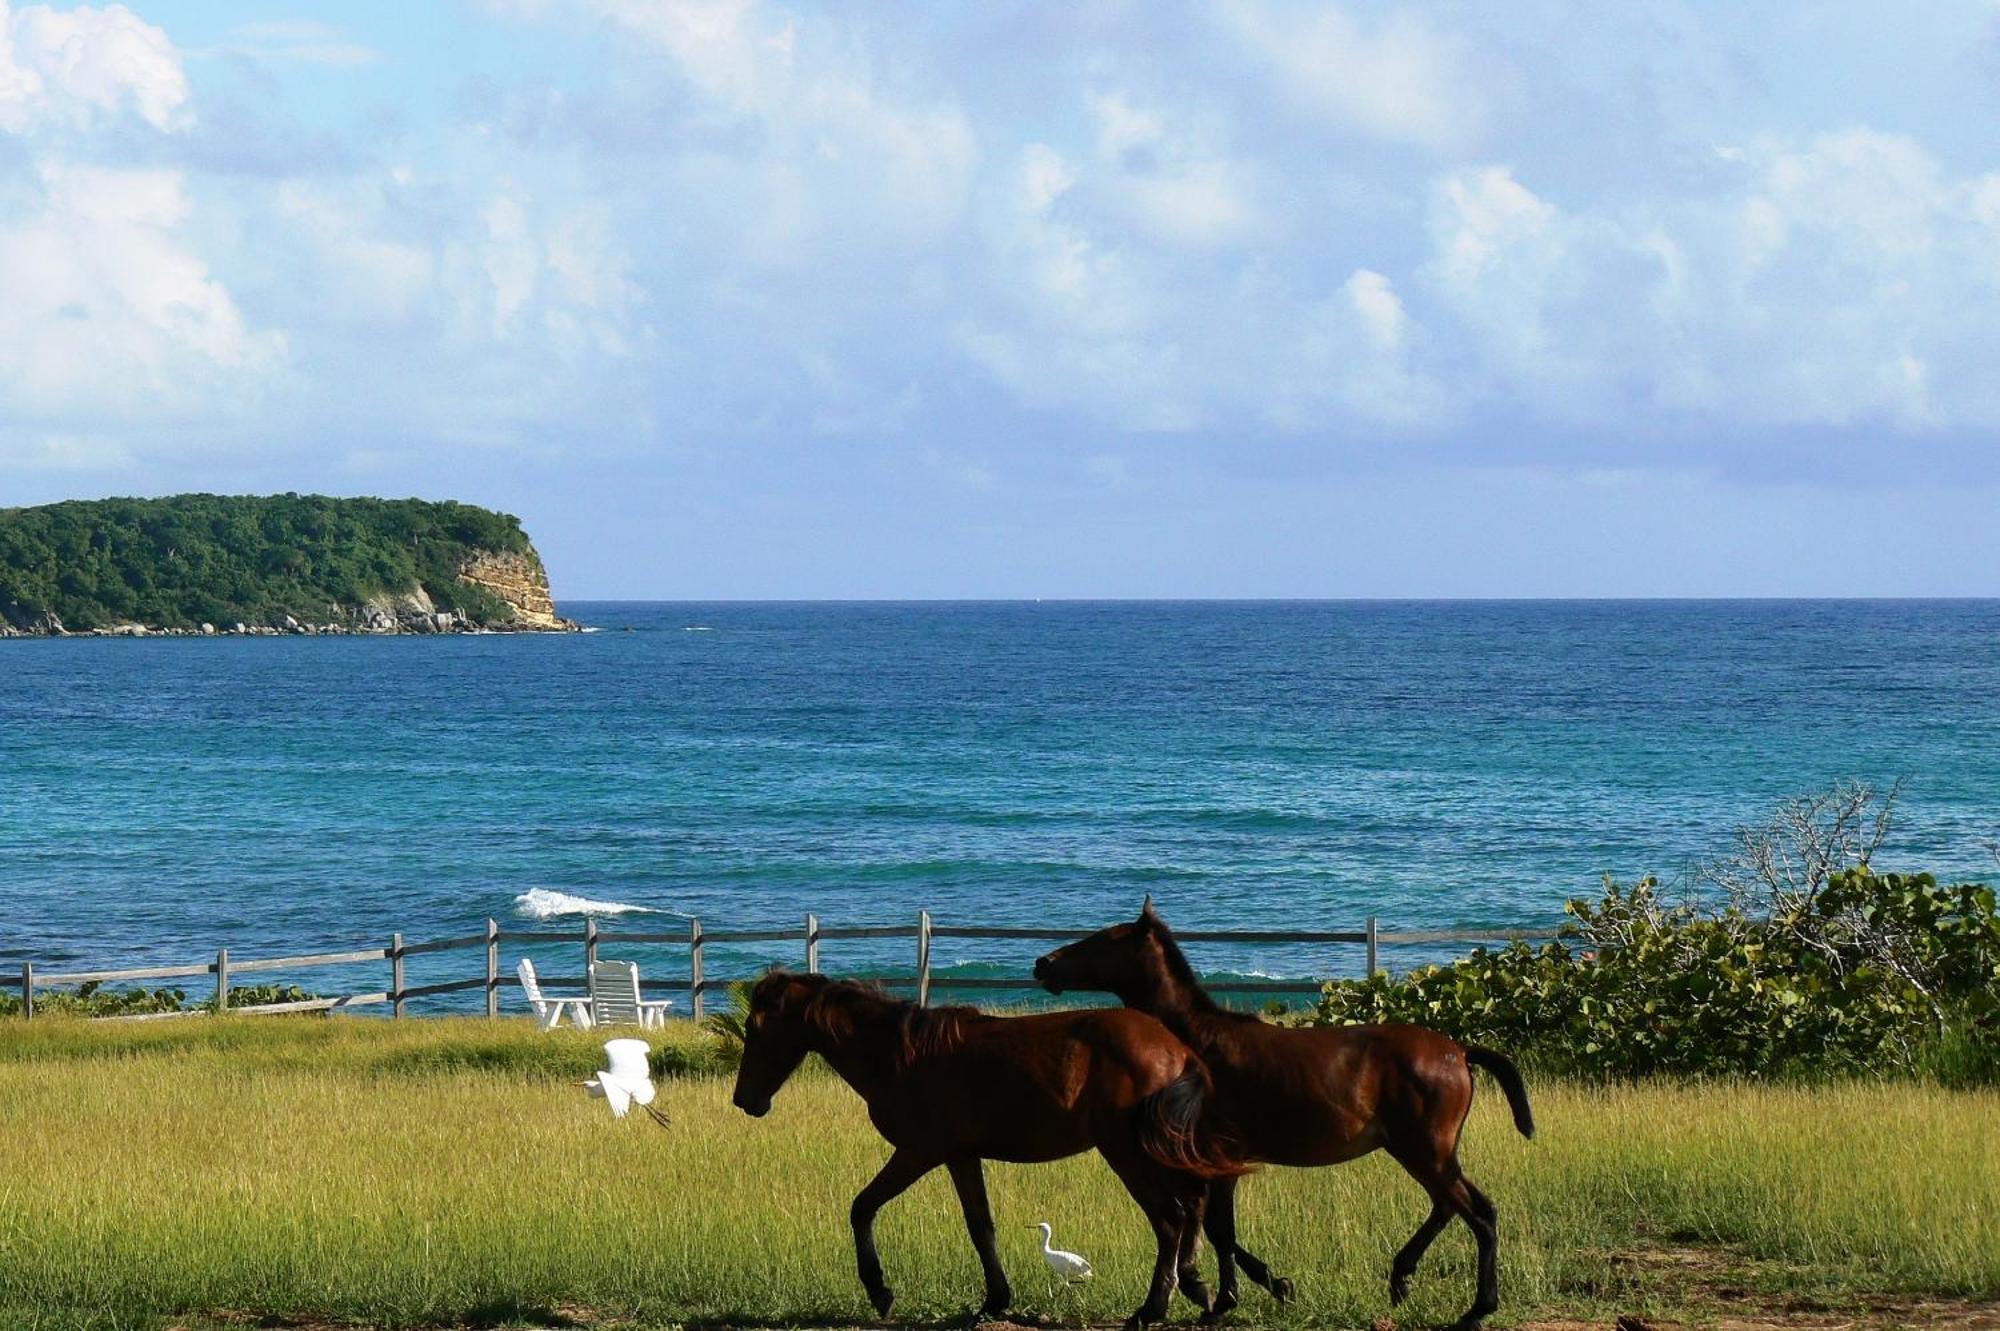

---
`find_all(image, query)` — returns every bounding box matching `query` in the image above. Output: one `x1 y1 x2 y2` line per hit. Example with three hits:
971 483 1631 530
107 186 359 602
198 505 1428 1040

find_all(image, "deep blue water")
3 600 1997 1005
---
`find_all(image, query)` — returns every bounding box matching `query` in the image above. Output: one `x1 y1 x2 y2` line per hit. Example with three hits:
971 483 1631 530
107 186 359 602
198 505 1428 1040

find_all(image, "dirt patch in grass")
1529 1242 2000 1331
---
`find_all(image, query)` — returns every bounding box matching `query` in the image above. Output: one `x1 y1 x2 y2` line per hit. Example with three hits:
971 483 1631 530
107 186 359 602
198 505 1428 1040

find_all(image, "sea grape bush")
1313 869 2000 1080
0 983 318 1019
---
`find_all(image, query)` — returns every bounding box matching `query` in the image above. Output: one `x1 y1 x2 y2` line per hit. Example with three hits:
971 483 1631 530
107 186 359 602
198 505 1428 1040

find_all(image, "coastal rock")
456 549 575 630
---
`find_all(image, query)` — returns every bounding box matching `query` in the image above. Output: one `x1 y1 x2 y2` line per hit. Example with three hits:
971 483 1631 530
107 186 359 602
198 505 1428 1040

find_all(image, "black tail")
1466 1046 1535 1138
1135 1067 1251 1179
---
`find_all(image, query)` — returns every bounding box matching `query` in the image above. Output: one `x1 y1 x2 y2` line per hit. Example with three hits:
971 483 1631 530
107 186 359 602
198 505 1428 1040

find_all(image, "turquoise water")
3 600 1997 1003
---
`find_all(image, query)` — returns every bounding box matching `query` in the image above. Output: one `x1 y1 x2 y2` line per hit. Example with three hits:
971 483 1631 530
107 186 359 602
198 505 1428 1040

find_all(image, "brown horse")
1034 902 1535 1330
730 971 1249 1329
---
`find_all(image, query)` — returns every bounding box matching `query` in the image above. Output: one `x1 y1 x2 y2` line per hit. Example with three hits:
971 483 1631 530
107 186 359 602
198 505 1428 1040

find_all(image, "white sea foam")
513 888 659 919
682 625 713 632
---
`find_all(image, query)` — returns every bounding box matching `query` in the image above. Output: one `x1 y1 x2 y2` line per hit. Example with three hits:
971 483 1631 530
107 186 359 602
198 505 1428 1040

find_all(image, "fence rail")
13 912 1561 1023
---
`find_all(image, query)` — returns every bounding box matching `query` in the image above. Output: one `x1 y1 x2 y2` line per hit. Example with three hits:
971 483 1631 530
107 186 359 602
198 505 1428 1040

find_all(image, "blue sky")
3 2 1999 597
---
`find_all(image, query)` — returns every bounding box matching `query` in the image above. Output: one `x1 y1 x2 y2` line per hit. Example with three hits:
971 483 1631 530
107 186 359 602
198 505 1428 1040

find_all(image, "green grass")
0 1017 1994 1330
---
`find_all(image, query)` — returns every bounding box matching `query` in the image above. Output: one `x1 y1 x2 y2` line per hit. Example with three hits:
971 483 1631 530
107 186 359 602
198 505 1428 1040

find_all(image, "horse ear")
1139 895 1159 926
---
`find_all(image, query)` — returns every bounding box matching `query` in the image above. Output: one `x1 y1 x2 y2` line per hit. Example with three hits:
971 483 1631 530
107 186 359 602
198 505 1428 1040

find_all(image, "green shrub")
0 982 321 1019
1315 868 2000 1080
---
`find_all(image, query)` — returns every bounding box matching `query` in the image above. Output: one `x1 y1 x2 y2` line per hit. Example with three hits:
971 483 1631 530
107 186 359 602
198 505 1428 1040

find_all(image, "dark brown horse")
1034 902 1535 1330
730 971 1248 1328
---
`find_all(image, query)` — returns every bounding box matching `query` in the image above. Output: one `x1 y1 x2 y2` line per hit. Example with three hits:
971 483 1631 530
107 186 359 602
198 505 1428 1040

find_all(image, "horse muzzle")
732 1091 772 1118
1032 954 1063 994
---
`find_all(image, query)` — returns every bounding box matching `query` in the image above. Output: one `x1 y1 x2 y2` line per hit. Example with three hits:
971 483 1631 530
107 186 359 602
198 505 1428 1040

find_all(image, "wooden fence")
13 913 1561 1022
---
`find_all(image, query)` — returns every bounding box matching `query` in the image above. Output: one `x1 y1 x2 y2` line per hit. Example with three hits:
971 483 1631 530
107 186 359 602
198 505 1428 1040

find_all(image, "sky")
2 1 1999 598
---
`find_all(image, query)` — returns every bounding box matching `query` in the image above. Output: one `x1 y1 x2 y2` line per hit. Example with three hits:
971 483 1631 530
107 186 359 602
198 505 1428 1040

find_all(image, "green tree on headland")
0 494 534 630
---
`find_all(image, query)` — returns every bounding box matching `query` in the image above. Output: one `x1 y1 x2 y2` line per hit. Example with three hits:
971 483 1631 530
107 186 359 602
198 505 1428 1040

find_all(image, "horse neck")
1129 933 1223 1027
801 994 903 1101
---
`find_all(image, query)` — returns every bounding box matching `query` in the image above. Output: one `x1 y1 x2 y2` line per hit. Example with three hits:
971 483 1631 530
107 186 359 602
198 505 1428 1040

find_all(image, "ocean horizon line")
555 594 2000 606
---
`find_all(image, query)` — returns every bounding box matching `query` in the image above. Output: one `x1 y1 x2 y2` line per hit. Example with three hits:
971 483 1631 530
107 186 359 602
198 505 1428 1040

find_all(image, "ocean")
3 600 1997 1006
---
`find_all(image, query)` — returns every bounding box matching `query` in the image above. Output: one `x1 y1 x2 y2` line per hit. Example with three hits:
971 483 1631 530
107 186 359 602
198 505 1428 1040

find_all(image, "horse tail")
1135 1065 1251 1179
1465 1046 1535 1139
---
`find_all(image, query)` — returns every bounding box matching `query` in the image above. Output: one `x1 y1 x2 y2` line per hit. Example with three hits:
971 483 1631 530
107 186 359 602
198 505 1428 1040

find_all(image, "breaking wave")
513 888 661 920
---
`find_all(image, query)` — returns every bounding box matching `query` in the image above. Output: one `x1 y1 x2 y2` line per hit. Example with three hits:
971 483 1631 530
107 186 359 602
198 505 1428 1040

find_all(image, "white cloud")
0 0 190 134
572 0 975 263
1219 0 1493 155
0 161 280 436
1420 133 2000 429
1345 268 1407 353
207 20 379 68
1084 90 1264 251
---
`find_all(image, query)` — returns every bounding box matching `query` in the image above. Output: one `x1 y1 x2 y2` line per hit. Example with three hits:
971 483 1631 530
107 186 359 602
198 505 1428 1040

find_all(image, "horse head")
730 970 828 1117
1033 897 1173 1001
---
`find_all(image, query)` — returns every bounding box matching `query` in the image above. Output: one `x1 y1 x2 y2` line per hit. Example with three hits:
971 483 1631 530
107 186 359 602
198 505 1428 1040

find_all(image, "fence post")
584 918 599 973
391 933 405 1019
689 917 704 1023
1365 916 1379 980
805 912 819 973
484 917 499 1019
916 909 932 1008
215 948 230 1013
19 962 31 1021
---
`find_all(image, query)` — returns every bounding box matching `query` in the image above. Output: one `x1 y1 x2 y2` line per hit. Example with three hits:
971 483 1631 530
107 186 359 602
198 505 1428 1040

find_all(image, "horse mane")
760 971 991 1069
1148 918 1228 1017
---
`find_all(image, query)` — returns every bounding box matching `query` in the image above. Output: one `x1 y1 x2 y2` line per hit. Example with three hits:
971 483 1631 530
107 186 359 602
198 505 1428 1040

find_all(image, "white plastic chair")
518 957 594 1030
588 959 673 1029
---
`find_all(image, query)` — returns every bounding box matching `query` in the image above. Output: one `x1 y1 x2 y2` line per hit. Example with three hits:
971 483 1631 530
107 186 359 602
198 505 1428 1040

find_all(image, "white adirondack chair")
587 959 673 1029
518 957 594 1030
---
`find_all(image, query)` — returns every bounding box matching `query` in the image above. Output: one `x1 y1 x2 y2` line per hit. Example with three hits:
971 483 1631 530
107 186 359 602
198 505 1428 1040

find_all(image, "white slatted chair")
588 960 673 1029
518 957 594 1031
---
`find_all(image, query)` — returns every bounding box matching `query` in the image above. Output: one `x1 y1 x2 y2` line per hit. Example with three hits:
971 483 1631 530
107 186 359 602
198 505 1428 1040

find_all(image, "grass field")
0 1017 1994 1330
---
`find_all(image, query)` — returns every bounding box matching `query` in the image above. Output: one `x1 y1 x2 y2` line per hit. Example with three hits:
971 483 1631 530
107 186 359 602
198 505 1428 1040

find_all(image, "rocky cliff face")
456 549 572 629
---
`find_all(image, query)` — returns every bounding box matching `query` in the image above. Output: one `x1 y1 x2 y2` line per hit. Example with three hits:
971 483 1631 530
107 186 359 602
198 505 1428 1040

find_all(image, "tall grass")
0 1017 1994 1329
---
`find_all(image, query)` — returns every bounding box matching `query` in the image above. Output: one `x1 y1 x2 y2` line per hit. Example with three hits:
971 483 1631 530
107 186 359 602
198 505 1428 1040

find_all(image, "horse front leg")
1202 1178 1239 1319
946 1157 1012 1317
1174 1188 1214 1315
1202 1176 1291 1317
850 1147 936 1317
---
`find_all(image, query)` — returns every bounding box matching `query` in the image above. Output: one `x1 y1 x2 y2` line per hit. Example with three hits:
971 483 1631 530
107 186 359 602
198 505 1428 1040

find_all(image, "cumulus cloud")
1422 133 2000 431
0 161 281 438
1217 0 1494 155
0 0 190 133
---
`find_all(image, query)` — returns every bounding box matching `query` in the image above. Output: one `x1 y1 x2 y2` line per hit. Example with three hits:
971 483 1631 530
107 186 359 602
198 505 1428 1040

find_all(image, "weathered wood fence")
13 913 1560 1022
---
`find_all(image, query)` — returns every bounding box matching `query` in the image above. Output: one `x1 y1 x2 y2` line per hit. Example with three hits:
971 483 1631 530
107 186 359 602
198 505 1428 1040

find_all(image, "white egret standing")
1028 1220 1093 1313
581 1038 670 1127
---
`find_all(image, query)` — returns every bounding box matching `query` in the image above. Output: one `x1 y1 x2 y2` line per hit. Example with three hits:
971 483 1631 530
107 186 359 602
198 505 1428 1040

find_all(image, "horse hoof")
869 1286 896 1317
1272 1277 1296 1304
1389 1276 1409 1307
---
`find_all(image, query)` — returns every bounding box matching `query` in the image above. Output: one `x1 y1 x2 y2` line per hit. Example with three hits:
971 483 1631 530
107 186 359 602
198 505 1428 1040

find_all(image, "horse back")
876 1008 1195 1163
1183 1016 1475 1166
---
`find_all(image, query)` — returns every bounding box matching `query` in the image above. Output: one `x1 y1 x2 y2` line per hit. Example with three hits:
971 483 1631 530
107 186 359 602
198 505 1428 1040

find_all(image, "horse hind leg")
1389 1199 1453 1306
1099 1147 1188 1331
1389 1145 1501 1330
946 1157 1012 1317
1450 1175 1501 1330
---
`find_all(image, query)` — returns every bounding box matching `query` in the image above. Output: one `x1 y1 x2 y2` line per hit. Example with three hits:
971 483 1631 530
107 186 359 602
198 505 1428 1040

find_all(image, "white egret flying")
581 1038 670 1127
